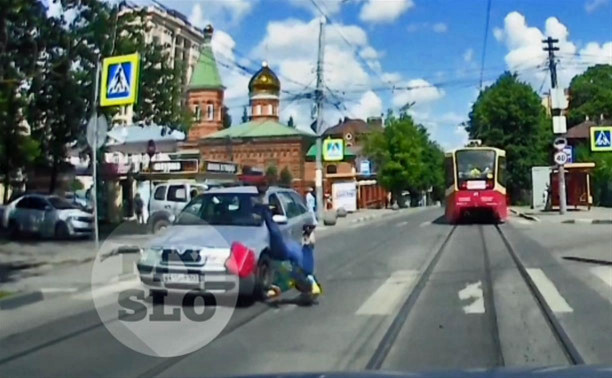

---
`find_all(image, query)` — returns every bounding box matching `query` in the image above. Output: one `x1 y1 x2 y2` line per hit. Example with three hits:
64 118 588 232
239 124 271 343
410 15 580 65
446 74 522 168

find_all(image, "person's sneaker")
266 286 281 299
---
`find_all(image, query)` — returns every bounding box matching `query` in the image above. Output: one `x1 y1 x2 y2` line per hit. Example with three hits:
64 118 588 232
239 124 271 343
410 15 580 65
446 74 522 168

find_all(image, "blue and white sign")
360 160 371 176
563 146 573 163
332 181 357 212
591 126 612 152
100 53 140 107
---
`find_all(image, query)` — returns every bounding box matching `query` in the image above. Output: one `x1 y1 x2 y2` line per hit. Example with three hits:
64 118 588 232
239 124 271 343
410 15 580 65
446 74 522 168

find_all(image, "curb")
561 219 612 224
510 208 540 222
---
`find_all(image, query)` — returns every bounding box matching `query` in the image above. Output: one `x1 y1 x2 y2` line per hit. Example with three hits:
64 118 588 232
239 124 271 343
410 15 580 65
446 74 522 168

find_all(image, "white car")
6 194 94 239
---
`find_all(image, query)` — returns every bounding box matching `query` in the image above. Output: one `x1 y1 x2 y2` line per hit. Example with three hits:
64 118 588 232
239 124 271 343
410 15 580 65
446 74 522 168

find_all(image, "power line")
479 0 492 91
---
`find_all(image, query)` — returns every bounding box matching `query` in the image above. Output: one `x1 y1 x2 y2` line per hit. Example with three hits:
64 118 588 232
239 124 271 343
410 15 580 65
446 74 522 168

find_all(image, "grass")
0 290 14 300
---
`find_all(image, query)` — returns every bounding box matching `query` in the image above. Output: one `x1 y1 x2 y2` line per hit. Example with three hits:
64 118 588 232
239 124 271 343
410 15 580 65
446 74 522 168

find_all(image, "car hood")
228 366 612 378
147 224 270 253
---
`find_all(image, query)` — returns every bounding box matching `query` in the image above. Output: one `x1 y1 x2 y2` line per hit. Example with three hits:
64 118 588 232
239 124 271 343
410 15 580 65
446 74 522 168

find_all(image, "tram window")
444 157 454 187
456 150 495 180
497 156 506 186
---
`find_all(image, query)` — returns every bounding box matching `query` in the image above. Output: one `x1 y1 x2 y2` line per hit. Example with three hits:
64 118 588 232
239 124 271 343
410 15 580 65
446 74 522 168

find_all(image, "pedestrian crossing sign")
100 53 140 107
323 138 344 161
590 126 612 152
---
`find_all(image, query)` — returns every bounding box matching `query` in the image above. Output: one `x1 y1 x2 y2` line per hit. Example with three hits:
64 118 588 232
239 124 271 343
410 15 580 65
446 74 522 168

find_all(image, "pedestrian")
134 193 144 224
305 187 317 221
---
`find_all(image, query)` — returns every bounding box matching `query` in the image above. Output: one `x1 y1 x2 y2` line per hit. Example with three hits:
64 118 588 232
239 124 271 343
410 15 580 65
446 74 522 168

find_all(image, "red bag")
225 242 256 278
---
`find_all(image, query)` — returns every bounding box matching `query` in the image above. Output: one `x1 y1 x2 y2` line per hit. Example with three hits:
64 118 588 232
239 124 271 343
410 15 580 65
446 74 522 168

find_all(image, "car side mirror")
272 214 288 224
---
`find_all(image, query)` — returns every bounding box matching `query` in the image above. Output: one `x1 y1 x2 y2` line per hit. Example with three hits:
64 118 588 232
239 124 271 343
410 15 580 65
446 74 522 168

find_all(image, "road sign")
86 115 108 149
563 146 573 163
323 138 344 161
552 115 567 134
100 53 140 107
591 126 612 152
553 137 567 151
554 151 568 165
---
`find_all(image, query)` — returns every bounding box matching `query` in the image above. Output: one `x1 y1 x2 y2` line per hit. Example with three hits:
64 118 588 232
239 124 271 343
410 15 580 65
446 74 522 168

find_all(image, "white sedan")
6 194 94 239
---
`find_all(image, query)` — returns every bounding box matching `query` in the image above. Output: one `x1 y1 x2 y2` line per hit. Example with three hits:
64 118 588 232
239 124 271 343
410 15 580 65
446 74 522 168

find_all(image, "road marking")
591 266 612 288
356 270 419 315
74 278 141 300
419 221 431 227
526 268 573 313
458 281 485 314
41 287 79 294
395 221 408 227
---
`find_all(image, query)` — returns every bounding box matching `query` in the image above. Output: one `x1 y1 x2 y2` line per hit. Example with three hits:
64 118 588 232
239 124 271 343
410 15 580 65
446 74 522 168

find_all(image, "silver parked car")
137 186 315 300
6 194 94 239
148 182 208 234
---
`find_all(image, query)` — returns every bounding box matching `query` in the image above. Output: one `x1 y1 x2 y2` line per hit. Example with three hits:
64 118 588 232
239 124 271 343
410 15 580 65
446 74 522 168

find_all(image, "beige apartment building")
114 3 205 125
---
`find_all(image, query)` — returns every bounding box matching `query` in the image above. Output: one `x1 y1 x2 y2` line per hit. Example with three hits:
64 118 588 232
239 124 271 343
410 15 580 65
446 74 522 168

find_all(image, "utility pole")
543 36 566 215
315 17 326 221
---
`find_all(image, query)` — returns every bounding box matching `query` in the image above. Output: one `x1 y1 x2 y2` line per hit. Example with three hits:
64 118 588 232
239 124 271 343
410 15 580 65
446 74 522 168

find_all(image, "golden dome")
248 62 280 95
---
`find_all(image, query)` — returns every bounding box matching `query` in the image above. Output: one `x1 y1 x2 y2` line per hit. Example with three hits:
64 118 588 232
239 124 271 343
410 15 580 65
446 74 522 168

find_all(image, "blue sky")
135 0 611 149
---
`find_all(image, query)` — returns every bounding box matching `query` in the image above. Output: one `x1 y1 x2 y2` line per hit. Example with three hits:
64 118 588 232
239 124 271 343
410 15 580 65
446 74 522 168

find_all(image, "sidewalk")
510 206 612 224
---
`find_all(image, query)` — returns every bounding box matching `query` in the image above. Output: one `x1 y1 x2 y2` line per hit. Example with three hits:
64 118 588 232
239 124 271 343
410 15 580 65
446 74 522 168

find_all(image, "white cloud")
391 78 445 108
463 48 474 63
360 0 414 24
432 22 448 33
349 91 383 120
359 46 381 60
493 11 612 88
188 0 254 28
493 27 504 42
585 0 610 13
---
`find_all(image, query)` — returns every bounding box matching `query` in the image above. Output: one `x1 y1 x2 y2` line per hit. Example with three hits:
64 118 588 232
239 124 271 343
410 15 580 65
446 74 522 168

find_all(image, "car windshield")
48 196 79 210
456 150 496 180
175 193 262 226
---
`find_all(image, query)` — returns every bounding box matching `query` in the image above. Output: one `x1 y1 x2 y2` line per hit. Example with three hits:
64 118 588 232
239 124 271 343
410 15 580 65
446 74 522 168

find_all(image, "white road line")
396 221 408 227
74 278 141 301
591 266 612 288
41 287 79 294
356 270 419 315
419 221 431 228
458 281 485 314
526 268 573 313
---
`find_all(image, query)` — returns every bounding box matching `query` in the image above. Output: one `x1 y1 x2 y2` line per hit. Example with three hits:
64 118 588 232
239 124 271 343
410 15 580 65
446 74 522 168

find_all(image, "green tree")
467 72 551 203
265 165 278 185
279 167 293 188
0 0 48 202
287 116 295 128
363 114 428 203
568 64 612 126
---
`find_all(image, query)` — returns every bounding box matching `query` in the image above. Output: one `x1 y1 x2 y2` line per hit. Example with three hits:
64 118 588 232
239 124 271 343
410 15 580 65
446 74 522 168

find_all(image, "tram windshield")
456 149 496 181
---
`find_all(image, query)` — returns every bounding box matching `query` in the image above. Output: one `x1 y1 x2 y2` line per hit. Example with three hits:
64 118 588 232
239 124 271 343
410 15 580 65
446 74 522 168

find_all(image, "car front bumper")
136 262 253 296
67 220 93 237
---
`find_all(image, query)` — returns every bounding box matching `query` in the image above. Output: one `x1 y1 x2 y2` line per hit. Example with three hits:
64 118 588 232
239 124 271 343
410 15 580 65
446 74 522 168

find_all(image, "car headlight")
140 247 163 259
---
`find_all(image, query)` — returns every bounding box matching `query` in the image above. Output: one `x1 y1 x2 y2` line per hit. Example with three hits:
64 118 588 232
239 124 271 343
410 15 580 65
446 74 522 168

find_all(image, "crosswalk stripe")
356 270 419 315
591 266 612 288
526 268 573 313
395 221 408 227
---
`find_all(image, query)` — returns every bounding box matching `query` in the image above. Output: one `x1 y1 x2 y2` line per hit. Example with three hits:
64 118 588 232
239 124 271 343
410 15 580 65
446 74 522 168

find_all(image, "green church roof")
188 43 223 90
205 120 315 139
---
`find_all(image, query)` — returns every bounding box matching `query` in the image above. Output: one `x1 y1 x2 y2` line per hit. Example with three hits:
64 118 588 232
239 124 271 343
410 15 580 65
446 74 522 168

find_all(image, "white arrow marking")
458 281 485 314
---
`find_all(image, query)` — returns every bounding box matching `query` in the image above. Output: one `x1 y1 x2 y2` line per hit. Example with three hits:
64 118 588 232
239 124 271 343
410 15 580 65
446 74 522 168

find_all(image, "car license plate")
162 273 200 284
467 180 486 190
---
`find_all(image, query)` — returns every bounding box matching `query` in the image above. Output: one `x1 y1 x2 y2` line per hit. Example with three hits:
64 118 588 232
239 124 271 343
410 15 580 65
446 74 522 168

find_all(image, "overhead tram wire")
479 0 493 91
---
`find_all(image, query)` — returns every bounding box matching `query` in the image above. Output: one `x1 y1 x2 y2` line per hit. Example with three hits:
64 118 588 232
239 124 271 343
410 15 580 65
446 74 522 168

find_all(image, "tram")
444 140 507 224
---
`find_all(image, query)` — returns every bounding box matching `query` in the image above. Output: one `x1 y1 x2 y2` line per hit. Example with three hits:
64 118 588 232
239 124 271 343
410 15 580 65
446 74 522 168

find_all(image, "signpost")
590 126 612 152
554 151 568 165
552 137 567 214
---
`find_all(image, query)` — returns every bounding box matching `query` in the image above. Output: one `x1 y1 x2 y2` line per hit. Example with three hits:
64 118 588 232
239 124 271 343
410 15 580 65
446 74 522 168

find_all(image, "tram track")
366 223 584 370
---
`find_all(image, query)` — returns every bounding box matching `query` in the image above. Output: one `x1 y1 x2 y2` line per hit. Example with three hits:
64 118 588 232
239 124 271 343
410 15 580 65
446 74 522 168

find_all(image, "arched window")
194 105 201 122
206 103 214 121
326 165 337 174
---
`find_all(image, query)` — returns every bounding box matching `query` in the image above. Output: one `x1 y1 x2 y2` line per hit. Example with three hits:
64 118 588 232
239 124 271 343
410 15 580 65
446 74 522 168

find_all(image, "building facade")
114 3 205 125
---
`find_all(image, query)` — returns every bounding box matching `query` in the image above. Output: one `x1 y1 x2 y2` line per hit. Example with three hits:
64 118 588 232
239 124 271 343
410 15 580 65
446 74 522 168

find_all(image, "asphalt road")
0 208 610 377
